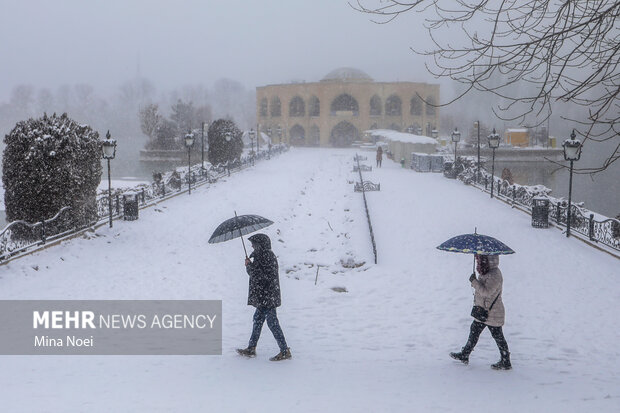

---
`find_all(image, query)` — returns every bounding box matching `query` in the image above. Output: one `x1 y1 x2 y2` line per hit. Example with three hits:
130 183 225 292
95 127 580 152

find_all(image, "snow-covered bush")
2 113 102 236
207 119 243 165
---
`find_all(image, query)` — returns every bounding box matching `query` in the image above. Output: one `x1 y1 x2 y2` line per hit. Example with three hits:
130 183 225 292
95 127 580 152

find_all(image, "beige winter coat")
471 255 505 327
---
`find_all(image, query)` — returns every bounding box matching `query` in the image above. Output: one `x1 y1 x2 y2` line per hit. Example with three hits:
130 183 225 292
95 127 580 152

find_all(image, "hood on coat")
476 254 500 274
248 233 271 251
487 255 500 269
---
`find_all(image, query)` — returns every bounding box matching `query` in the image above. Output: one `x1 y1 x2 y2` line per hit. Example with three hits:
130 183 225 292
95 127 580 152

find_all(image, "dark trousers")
248 307 288 351
463 320 509 354
376 159 382 167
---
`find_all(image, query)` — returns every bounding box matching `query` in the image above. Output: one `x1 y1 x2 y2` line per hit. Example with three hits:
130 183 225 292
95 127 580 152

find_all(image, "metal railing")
355 154 378 264
456 160 620 253
0 145 289 262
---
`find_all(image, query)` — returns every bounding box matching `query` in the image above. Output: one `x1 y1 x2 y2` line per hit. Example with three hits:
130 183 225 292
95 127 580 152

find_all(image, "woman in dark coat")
450 254 512 370
237 233 291 361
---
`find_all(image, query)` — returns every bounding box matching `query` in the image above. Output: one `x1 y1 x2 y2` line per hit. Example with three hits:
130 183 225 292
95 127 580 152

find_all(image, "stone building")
256 68 440 147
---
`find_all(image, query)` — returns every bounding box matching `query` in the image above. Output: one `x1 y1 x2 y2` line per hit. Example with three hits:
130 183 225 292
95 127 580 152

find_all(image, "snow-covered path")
0 148 618 412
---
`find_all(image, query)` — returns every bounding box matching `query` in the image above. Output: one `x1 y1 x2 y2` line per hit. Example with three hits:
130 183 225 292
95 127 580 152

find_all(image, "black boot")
449 347 472 365
491 350 512 370
236 346 256 357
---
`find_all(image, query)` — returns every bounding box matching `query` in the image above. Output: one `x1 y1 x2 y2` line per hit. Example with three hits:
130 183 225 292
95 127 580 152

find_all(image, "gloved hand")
469 273 476 282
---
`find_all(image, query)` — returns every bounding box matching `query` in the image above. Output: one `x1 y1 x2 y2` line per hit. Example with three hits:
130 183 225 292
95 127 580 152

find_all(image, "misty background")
1 0 617 216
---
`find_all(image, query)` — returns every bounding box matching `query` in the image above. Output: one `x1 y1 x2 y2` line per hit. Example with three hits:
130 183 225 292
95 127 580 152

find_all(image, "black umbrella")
208 212 274 258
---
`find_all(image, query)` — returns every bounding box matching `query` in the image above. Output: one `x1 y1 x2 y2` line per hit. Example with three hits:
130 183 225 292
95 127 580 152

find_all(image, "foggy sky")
0 0 433 100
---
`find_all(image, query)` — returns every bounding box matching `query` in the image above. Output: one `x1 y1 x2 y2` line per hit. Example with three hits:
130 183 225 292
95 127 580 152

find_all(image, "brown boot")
269 348 292 361
236 346 256 358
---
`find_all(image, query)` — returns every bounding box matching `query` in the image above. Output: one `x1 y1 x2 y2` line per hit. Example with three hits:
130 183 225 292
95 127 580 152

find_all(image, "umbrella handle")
235 211 248 259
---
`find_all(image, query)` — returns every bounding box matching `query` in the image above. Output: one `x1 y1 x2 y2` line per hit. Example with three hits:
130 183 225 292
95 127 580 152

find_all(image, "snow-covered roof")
506 128 528 133
367 129 438 145
321 67 373 83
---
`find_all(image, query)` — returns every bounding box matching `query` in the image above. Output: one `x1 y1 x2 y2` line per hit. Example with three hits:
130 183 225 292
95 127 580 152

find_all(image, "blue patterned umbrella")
437 233 515 256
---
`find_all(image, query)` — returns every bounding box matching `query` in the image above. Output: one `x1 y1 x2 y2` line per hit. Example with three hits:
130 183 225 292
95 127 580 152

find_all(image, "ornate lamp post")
487 128 501 198
249 128 256 165
475 120 481 183
201 122 207 171
101 131 117 228
451 127 461 167
406 125 414 134
562 130 582 237
184 131 195 195
431 129 438 139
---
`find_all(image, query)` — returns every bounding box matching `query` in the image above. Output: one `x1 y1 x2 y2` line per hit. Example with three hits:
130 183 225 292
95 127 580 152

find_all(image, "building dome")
321 67 373 83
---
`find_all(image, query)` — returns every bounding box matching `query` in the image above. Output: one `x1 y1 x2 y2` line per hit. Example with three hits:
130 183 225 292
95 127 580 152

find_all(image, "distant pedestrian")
376 146 383 168
237 233 292 361
450 254 512 370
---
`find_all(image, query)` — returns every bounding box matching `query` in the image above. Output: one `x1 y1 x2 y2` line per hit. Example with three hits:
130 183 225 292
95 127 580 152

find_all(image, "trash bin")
443 161 456 179
531 196 549 228
123 191 139 221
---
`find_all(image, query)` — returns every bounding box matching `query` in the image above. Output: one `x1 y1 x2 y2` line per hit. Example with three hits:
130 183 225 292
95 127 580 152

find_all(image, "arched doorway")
308 125 320 146
330 121 359 147
290 124 305 146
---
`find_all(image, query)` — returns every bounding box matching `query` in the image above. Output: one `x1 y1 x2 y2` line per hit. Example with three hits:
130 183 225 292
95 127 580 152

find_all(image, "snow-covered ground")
0 148 618 412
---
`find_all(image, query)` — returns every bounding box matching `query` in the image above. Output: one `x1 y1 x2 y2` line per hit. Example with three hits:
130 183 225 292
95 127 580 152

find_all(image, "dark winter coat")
471 255 505 327
246 234 281 308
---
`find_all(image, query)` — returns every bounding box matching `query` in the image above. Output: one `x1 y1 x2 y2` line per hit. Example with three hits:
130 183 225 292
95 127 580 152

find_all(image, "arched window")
426 96 436 116
309 96 320 117
385 95 402 116
330 94 359 115
410 95 422 116
289 96 305 117
370 95 382 116
290 124 305 146
270 97 281 117
259 98 268 117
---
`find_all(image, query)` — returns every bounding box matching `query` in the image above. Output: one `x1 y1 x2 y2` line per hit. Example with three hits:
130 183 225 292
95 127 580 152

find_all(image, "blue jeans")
249 307 288 351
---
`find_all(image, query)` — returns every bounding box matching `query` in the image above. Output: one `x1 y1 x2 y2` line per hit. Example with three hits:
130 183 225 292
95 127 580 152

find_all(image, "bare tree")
351 0 619 173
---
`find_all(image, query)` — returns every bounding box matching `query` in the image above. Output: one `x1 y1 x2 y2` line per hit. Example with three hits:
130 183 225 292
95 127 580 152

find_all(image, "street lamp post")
562 130 582 238
249 128 256 165
225 133 232 176
451 127 461 169
487 128 501 198
184 131 195 195
475 120 481 183
201 122 207 171
101 130 117 228
431 129 438 139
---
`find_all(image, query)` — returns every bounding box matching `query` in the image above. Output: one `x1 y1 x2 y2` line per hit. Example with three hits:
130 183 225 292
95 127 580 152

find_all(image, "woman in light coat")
450 254 512 370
